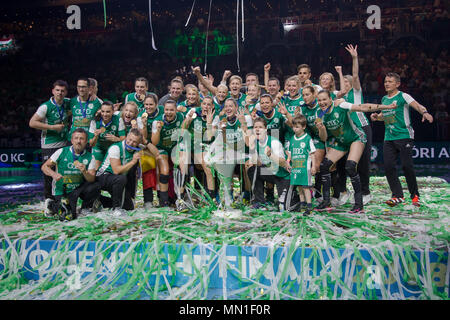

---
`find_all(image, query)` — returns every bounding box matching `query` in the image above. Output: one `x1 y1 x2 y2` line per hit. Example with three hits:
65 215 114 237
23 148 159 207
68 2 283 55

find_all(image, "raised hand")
206 108 214 124
278 102 288 116
264 62 271 72
334 66 343 74
222 70 232 80
191 66 201 75
345 44 358 58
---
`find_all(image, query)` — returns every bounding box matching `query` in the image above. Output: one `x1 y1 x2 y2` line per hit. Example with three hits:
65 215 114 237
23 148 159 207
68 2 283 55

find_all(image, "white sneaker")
44 198 55 217
79 208 93 217
363 194 372 205
330 197 340 207
144 202 155 210
339 192 352 206
112 208 127 217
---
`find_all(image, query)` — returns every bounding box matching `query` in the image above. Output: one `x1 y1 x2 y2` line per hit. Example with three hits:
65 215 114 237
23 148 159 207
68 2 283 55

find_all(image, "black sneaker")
349 204 364 214
303 207 313 216
315 200 331 211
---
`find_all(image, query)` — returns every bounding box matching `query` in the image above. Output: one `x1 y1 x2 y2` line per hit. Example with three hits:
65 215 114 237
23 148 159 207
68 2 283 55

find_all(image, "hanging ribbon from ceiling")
204 0 213 73
102 0 107 28
148 0 157 50
185 0 197 27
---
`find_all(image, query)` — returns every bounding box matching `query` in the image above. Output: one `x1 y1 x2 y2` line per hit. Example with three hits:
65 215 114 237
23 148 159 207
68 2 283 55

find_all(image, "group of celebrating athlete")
29 44 434 219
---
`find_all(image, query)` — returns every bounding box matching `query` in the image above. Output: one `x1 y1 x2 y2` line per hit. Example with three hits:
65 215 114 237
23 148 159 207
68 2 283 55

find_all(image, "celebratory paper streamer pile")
0 176 448 300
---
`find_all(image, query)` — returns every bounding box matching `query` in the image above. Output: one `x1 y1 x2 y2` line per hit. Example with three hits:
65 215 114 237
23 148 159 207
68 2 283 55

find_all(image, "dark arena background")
0 0 449 305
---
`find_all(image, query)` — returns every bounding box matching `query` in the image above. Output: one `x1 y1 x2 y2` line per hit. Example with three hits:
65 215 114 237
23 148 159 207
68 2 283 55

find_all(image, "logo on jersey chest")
226 131 243 141
75 107 94 116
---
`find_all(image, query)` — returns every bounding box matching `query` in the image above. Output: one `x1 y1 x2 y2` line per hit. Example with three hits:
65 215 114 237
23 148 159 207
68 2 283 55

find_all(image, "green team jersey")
330 91 337 100
152 112 184 151
186 107 218 153
280 95 303 146
261 109 287 143
140 105 164 139
246 98 260 114
322 102 366 145
381 91 416 141
283 95 303 116
344 88 369 128
125 92 153 113
255 135 289 179
300 100 321 138
97 140 135 175
217 115 253 155
230 92 247 111
50 146 94 196
69 96 103 140
35 97 71 149
287 133 316 186
89 114 125 152
177 99 200 117
213 97 227 116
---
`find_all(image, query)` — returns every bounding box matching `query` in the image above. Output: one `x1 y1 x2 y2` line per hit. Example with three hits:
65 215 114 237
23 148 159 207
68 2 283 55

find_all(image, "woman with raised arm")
334 44 373 206
314 90 396 213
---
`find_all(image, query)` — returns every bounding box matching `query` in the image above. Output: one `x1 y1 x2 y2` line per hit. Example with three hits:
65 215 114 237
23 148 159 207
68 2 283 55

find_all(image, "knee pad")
345 160 358 177
159 174 170 184
320 158 334 174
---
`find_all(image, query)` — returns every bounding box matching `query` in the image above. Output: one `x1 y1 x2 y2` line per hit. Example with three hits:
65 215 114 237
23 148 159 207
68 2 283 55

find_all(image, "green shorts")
312 137 325 150
326 135 366 152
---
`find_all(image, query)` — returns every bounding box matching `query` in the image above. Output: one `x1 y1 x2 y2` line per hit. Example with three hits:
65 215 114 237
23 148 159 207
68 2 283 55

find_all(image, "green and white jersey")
96 140 135 176
50 146 95 196
186 107 219 153
287 133 316 186
125 92 153 113
151 112 184 150
213 97 227 116
381 91 416 141
322 102 366 145
230 92 247 111
119 115 144 136
69 96 103 140
255 135 289 179
139 105 164 138
300 100 320 139
246 98 260 114
283 94 303 116
177 100 200 117
261 109 287 143
88 114 125 152
35 97 71 149
217 115 253 153
344 88 369 128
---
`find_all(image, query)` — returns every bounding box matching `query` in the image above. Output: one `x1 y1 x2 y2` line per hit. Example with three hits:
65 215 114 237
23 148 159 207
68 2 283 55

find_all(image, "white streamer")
185 0 197 27
241 0 245 42
204 0 212 74
236 0 240 72
148 0 157 50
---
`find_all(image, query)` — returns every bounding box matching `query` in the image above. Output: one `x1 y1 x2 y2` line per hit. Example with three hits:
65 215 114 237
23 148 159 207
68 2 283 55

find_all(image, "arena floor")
0 166 449 300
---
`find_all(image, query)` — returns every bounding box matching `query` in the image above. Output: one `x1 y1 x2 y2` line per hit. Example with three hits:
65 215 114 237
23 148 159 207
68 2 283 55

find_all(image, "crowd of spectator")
0 0 448 148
